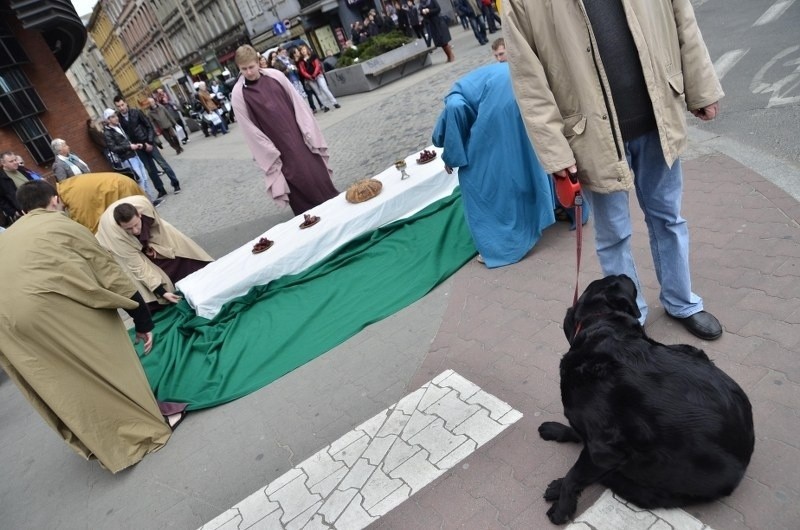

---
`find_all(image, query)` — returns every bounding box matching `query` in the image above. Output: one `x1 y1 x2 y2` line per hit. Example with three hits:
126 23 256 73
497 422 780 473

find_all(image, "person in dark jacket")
102 108 157 200
454 0 487 45
0 151 36 225
113 96 181 198
420 0 453 62
407 0 425 41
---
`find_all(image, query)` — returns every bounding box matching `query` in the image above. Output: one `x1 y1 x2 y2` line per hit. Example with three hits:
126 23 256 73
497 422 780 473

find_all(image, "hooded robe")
58 172 145 233
95 195 213 305
0 209 171 473
433 63 557 268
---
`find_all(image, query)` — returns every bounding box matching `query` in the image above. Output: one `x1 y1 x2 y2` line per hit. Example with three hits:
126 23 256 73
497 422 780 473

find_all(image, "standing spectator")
102 108 158 201
113 96 181 198
154 88 189 145
491 37 506 62
231 45 338 215
146 97 183 155
86 118 107 150
504 0 724 340
408 0 426 41
96 195 213 312
278 47 309 103
0 180 175 473
454 0 488 45
298 45 341 110
480 0 501 34
396 1 412 37
420 0 454 62
50 139 90 181
0 151 36 225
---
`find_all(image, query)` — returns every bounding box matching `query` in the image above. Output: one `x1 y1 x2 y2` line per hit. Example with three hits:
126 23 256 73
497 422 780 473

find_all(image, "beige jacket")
503 0 723 192
95 195 213 304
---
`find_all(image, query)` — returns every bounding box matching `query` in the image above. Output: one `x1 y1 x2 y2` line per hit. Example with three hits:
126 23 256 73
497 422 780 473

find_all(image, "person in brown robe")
231 45 338 215
0 181 173 473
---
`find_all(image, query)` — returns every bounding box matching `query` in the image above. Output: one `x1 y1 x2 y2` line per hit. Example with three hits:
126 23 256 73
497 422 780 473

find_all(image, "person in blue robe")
433 62 586 268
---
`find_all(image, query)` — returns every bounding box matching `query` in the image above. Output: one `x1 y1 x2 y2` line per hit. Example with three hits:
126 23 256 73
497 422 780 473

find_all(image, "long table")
177 146 457 319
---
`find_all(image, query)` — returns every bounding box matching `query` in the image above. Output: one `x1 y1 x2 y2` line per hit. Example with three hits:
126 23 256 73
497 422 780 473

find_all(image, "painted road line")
713 49 749 80
198 370 522 530
753 0 795 26
567 489 716 530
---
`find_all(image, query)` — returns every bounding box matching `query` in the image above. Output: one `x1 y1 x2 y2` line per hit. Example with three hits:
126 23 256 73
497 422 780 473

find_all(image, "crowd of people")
1 0 727 474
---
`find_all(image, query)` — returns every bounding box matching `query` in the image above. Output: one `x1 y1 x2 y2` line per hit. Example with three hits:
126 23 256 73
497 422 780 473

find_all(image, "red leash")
553 171 584 308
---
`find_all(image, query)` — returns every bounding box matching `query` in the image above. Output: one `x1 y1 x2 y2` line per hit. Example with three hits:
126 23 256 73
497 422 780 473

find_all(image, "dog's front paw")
544 478 563 501
539 421 563 441
546 497 577 525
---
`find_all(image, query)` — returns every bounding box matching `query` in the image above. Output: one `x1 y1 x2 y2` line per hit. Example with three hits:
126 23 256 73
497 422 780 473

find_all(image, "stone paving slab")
198 371 521 529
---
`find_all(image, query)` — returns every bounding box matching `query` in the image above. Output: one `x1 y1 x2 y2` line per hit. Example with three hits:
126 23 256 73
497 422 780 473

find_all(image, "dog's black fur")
540 274 754 525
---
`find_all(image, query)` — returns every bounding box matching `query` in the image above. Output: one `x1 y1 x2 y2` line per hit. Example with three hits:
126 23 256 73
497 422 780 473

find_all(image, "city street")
1 2 799 528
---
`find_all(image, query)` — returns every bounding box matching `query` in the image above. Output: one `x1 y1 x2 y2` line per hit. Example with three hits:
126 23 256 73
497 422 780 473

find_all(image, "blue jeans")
138 145 180 193
581 129 702 323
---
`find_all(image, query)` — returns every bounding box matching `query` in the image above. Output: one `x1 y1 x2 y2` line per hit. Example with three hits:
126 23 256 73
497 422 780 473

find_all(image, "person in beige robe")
95 195 213 307
0 181 172 473
57 172 145 232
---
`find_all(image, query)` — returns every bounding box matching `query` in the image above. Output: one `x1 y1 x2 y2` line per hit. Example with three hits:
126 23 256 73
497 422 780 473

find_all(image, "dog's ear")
563 306 576 341
608 275 641 318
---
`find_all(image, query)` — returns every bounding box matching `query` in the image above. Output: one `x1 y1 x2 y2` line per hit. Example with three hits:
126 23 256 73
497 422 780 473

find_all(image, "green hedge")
336 31 414 68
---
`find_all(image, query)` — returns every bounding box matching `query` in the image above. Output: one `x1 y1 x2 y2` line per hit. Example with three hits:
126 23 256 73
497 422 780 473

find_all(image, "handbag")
174 124 186 142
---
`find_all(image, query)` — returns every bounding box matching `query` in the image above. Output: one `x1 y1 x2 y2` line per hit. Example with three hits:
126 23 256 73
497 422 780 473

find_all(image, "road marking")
753 0 795 26
751 45 800 107
567 489 716 530
713 49 749 80
197 370 522 530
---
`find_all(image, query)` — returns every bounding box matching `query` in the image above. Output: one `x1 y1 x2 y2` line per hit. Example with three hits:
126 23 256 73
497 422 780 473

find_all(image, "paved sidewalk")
1 28 799 529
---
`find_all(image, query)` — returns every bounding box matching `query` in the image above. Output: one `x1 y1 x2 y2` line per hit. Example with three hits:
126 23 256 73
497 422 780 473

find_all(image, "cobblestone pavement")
1 27 799 530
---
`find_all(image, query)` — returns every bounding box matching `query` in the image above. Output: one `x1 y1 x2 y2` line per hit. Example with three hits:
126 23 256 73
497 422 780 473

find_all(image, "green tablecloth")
136 190 475 410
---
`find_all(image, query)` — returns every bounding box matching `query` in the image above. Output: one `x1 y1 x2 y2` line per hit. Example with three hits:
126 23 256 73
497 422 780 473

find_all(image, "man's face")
114 99 129 113
107 114 120 126
239 60 261 82
148 98 157 108
493 45 507 62
119 213 143 236
59 143 70 156
1 154 19 171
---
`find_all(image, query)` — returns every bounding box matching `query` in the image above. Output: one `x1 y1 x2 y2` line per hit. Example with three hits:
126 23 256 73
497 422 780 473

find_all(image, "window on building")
12 116 53 164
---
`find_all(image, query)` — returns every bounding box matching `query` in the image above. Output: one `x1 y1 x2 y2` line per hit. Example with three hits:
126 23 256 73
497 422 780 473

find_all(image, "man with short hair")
102 107 158 201
0 180 175 473
491 37 506 62
50 138 91 181
146 97 183 155
113 95 181 198
0 151 36 225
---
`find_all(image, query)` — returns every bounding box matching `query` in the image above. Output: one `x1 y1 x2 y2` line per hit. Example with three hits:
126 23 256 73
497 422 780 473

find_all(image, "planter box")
326 39 432 98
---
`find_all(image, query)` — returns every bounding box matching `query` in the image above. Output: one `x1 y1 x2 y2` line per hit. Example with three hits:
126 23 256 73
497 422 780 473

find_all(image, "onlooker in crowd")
0 180 173 473
491 37 506 62
433 62 557 268
505 0 724 340
15 155 44 181
369 8 395 33
0 150 36 225
102 108 158 200
351 21 368 45
210 78 235 123
96 195 213 312
420 0 454 62
57 171 145 232
259 54 269 68
154 88 189 145
146 97 183 155
298 45 341 110
454 0 488 45
86 118 108 150
385 2 399 25
280 47 310 105
50 139 90 181
232 45 339 215
408 0 425 40
396 1 412 37
113 96 182 198
363 16 379 38
194 81 229 135
480 0 501 33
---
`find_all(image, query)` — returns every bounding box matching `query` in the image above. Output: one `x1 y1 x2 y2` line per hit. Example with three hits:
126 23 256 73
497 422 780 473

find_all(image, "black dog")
540 274 754 525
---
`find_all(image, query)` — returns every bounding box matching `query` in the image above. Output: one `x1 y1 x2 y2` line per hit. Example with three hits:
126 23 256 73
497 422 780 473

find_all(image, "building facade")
1 0 111 176
67 18 120 122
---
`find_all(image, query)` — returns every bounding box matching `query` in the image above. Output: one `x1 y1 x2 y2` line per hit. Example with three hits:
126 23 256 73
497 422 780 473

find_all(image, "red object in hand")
553 171 582 209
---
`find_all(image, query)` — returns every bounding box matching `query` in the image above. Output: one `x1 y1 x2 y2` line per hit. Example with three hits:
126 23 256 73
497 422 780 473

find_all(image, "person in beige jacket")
504 0 723 341
96 195 213 310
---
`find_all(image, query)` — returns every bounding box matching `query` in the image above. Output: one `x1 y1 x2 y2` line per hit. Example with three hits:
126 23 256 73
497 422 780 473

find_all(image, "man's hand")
163 292 182 304
691 102 719 121
444 164 454 174
553 165 578 181
135 331 153 354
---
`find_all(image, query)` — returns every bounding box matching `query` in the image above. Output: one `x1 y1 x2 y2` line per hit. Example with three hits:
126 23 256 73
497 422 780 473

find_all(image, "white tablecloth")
178 146 457 319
